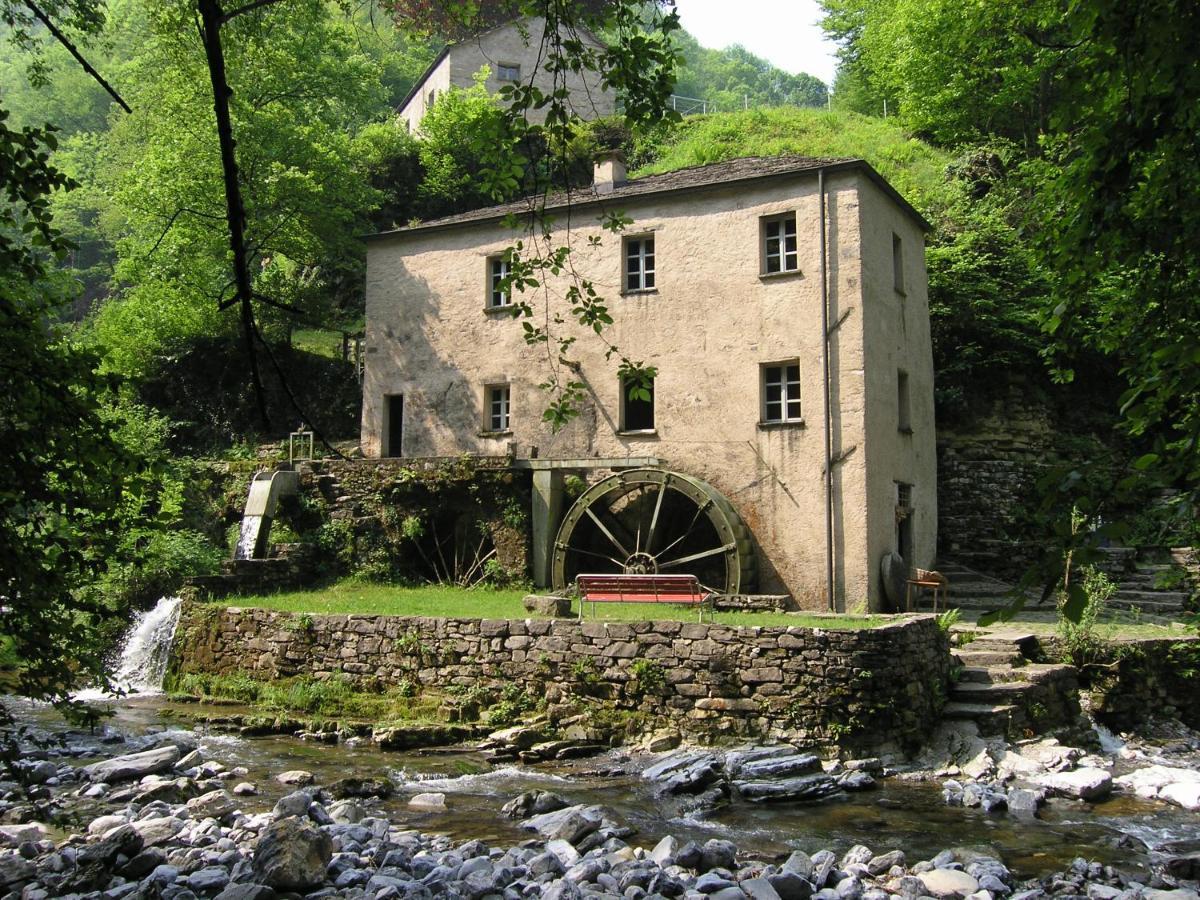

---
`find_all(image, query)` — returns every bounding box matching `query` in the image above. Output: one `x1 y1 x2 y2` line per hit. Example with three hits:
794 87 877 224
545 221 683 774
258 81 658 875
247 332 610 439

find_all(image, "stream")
8 596 1197 886
10 693 1199 883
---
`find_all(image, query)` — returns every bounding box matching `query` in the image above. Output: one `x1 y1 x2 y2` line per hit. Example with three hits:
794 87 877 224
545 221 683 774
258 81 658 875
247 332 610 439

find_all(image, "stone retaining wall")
1073 637 1200 732
171 604 952 756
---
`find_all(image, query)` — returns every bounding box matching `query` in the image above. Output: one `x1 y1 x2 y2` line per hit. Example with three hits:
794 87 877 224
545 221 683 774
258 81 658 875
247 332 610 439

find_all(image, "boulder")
0 823 48 845
275 770 315 786
327 776 394 799
408 792 447 810
131 816 185 847
1038 768 1112 801
736 753 821 781
919 869 981 898
523 594 572 617
82 745 180 783
521 804 604 844
252 817 333 891
188 789 238 820
502 790 571 819
735 773 840 802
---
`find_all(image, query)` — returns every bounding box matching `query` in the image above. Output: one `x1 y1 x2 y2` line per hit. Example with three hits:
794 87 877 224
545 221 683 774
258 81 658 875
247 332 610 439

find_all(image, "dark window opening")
621 376 655 431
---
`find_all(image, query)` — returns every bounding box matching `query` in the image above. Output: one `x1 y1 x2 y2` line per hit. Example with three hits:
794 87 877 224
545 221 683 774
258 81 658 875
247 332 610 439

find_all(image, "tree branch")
220 0 287 23
22 0 131 113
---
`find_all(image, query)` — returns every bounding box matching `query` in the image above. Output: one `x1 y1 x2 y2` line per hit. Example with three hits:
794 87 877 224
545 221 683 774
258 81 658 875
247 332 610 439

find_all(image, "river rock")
641 729 682 752
214 884 278 900
82 744 180 783
88 814 127 836
187 789 237 820
131 815 185 847
521 804 604 844
273 789 314 819
919 869 981 898
701 838 738 871
839 771 877 791
188 865 231 893
275 769 315 786
769 869 814 900
1038 768 1113 800
408 792 447 810
737 752 821 781
723 745 801 777
1160 781 1200 810
0 823 48 845
233 781 258 796
328 775 394 799
502 790 571 818
735 773 840 802
1006 787 1043 816
486 724 546 751
252 817 332 890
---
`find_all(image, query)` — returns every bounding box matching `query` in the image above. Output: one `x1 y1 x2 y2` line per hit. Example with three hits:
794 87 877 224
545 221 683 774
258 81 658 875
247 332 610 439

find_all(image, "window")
620 375 655 432
895 481 914 562
496 63 521 82
488 256 511 308
485 384 510 432
897 369 911 432
763 214 798 274
892 232 905 294
761 362 802 423
426 88 437 108
624 236 655 292
383 394 403 457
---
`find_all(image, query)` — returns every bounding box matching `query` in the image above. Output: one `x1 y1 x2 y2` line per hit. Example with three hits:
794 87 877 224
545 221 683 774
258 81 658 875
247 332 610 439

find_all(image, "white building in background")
397 18 616 133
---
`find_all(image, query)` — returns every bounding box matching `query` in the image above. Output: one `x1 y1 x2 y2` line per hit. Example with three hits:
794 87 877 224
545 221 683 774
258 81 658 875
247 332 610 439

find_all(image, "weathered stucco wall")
172 603 952 755
399 18 614 132
361 167 934 610
858 176 938 602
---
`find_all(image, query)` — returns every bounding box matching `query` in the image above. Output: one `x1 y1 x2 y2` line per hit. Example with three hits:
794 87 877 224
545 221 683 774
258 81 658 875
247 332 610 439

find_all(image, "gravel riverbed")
2 716 1200 900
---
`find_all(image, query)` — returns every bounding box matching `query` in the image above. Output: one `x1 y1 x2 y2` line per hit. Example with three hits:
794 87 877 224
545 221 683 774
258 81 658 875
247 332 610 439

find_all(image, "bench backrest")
577 573 707 602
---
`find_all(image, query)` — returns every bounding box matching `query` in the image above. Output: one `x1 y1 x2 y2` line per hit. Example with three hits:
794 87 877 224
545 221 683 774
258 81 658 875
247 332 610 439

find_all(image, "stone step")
942 701 1021 735
1113 589 1190 605
958 665 1038 685
950 680 1037 703
952 648 1025 667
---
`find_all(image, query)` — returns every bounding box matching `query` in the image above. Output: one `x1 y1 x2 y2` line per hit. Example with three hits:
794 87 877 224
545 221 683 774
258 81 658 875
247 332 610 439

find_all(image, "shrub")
1058 567 1116 667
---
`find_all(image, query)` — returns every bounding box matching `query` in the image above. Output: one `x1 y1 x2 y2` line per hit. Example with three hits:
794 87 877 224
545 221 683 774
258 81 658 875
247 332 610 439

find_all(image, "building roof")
365 155 932 242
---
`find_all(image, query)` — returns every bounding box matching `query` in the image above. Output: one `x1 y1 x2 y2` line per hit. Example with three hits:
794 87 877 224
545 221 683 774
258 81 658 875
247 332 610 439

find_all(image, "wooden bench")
575 573 715 621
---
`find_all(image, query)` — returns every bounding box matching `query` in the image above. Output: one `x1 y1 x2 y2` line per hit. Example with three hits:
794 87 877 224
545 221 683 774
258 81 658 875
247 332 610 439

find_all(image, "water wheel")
551 468 756 594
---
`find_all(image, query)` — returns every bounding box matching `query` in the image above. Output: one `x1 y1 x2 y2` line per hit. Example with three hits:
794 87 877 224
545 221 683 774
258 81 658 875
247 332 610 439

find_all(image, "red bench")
575 573 715 621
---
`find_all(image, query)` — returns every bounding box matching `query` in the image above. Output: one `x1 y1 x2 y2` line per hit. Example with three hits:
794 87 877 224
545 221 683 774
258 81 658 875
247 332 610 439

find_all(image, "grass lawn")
230 580 889 629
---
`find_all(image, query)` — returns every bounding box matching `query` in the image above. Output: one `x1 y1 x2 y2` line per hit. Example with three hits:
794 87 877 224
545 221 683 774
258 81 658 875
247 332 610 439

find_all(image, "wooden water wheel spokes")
551 468 756 594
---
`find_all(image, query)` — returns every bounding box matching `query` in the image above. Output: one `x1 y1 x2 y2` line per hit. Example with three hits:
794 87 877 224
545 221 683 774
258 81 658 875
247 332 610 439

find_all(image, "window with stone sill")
624 235 656 293
761 361 802 424
762 214 798 275
619 375 655 432
487 256 511 309
484 384 511 433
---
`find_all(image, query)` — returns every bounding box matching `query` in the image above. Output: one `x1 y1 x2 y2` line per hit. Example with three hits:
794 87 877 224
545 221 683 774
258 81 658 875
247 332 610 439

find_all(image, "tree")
0 109 136 715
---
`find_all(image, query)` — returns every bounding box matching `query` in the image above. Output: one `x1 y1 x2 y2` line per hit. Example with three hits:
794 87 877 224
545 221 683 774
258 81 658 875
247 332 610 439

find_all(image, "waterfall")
108 596 183 695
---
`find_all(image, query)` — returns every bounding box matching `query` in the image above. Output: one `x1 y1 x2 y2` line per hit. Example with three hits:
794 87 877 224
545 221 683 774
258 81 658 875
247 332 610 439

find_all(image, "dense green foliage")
671 29 827 111
820 0 1200 617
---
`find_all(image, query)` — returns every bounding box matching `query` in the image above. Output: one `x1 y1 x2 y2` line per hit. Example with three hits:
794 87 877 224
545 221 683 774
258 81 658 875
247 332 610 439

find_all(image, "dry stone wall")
171 603 952 756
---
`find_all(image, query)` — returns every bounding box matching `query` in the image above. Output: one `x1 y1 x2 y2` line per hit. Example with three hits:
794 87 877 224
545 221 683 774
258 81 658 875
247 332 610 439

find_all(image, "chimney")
593 150 627 195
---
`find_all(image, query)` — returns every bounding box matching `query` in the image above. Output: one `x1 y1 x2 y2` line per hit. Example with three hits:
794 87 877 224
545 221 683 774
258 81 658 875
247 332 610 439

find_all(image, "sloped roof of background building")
365 155 932 242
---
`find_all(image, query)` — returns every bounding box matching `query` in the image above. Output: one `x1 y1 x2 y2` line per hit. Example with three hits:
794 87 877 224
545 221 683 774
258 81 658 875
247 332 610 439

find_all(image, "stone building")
361 154 936 611
397 18 615 133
